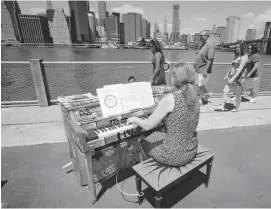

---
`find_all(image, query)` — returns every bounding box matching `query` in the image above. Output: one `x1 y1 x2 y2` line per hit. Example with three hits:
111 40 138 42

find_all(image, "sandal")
214 105 225 111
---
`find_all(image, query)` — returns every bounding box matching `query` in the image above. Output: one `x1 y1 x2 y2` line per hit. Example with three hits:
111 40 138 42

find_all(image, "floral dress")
226 56 246 87
140 90 200 167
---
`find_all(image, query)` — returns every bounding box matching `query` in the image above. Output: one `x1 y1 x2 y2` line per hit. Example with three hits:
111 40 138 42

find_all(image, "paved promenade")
2 125 271 208
1 96 271 208
2 96 271 147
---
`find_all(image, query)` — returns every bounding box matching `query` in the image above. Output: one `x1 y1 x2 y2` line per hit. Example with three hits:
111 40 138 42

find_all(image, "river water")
2 46 270 62
1 47 271 101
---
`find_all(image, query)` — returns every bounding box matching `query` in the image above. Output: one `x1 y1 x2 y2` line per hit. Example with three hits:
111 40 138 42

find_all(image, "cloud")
110 4 144 15
243 12 255 18
183 28 195 34
30 8 46 14
248 24 255 29
254 8 271 22
194 17 207 22
245 9 271 39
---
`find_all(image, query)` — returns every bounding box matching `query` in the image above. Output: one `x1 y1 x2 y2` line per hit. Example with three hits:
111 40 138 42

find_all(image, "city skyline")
17 1 271 39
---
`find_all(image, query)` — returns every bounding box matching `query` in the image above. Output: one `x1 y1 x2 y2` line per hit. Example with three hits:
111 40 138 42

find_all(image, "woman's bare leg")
222 85 230 109
235 86 242 110
215 84 229 111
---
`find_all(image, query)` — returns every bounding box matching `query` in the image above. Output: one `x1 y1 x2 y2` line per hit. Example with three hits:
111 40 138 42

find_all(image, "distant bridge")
218 38 271 55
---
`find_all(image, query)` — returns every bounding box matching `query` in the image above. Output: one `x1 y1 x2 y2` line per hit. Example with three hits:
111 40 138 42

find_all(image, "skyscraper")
18 14 51 43
120 22 125 44
245 28 257 41
263 22 271 39
163 33 169 45
194 33 200 47
88 11 96 43
142 18 147 39
112 12 121 43
46 0 52 9
225 16 240 43
46 9 55 23
172 4 180 43
50 8 71 44
98 1 107 27
1 1 17 42
2 1 23 42
154 21 159 32
216 26 226 44
122 12 142 43
104 15 119 43
163 16 168 33
69 1 90 43
146 21 151 39
180 34 188 44
135 13 142 40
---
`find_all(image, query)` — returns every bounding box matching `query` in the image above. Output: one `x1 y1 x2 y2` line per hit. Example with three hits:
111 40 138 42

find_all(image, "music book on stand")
96 82 154 117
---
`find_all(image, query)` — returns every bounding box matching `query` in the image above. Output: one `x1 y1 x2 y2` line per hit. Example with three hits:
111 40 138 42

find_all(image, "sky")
17 1 271 39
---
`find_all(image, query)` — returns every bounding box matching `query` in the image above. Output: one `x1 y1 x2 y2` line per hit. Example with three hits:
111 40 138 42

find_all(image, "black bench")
132 144 215 208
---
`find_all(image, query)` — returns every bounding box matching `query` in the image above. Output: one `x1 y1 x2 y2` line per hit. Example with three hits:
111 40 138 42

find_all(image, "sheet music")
97 82 154 117
96 85 124 117
132 82 155 108
119 84 141 112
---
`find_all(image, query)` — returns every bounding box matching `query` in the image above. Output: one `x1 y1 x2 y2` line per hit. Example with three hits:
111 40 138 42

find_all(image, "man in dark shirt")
194 30 216 105
245 43 260 103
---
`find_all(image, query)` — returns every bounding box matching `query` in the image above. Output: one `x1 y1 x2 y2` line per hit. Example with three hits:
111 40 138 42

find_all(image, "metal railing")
1 60 271 107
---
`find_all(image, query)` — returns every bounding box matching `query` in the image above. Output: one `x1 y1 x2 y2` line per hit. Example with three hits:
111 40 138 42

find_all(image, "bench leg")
154 192 163 208
205 157 214 188
135 174 144 205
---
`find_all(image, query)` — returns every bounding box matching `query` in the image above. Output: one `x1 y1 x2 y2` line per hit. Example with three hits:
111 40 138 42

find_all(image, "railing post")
29 59 51 107
255 61 264 97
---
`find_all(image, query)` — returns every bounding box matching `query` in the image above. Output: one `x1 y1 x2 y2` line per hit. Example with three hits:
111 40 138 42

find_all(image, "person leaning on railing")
149 39 166 86
128 76 136 83
127 62 199 167
215 42 247 112
244 43 261 103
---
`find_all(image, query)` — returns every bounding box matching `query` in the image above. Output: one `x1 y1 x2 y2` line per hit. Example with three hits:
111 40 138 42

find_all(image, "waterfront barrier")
1 60 271 107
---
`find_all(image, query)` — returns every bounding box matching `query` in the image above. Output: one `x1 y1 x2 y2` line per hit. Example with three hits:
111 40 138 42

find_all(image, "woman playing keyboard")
127 62 200 166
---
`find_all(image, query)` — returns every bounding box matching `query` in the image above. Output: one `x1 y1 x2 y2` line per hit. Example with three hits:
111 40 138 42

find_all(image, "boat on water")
163 43 187 50
134 46 150 49
101 40 119 49
101 44 118 49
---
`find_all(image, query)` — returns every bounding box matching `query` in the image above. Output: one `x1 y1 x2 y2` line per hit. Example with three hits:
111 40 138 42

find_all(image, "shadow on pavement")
96 168 134 202
142 171 206 208
1 180 8 188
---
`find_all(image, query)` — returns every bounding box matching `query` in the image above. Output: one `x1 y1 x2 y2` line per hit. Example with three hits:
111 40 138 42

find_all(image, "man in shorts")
194 30 216 105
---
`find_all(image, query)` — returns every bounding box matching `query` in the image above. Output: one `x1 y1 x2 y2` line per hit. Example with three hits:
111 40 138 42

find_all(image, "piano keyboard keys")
91 116 148 141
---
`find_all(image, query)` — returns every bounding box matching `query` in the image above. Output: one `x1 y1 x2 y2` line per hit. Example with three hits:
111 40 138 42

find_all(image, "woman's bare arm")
150 53 162 82
127 93 174 131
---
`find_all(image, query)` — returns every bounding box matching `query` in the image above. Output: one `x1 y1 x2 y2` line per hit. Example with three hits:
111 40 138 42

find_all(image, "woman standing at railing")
215 42 247 112
149 39 166 86
245 43 261 103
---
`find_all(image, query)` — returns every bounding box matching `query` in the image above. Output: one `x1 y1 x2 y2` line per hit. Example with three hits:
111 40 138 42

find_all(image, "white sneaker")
230 96 236 102
249 98 256 103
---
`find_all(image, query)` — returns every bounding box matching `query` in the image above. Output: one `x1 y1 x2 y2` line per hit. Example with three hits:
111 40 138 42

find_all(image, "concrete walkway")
1 96 271 208
2 125 271 208
1 96 271 147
